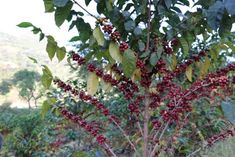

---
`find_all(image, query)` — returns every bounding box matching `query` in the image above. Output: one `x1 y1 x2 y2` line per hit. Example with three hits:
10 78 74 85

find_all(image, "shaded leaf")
150 53 159 66
93 26 105 46
109 42 123 63
206 1 225 30
124 20 135 31
179 38 189 55
55 1 73 27
87 72 99 96
53 0 69 7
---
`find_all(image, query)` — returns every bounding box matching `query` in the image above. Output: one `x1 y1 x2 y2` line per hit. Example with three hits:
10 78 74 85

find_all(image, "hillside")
0 32 71 107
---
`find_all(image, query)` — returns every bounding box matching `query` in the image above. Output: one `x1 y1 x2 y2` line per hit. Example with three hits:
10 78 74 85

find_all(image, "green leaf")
85 0 92 6
53 0 69 7
224 0 235 15
221 101 235 125
122 49 137 78
43 0 54 12
17 22 33 28
41 98 56 118
41 101 50 118
39 33 45 41
179 38 189 56
93 26 105 46
150 53 159 66
185 65 193 82
69 36 80 42
206 1 225 30
134 27 142 36
56 47 66 62
109 42 123 63
199 57 210 78
41 65 53 89
124 20 135 31
75 18 92 42
219 13 232 37
46 36 57 60
164 0 172 8
28 57 38 64
87 72 99 96
55 1 73 27
138 40 145 52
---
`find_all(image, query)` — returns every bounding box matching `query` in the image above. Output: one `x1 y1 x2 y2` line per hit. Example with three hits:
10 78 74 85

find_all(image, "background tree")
0 69 42 108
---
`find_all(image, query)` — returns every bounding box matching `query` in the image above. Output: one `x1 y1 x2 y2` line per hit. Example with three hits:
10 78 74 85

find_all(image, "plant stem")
110 117 138 152
104 143 118 157
73 0 98 20
143 96 150 157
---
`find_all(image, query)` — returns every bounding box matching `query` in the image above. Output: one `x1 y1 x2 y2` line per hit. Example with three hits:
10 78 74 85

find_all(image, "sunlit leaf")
185 65 193 82
56 47 66 62
46 36 57 60
199 57 211 78
93 26 105 46
109 42 123 63
41 65 53 89
123 49 137 78
87 72 99 95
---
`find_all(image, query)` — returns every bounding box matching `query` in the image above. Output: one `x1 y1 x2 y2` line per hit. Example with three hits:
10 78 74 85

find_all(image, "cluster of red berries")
170 38 178 47
140 68 152 88
155 59 169 74
101 22 129 53
71 51 86 65
111 64 140 100
111 31 121 41
128 96 144 113
54 79 121 124
207 128 235 147
136 59 145 69
119 42 129 52
162 41 173 55
102 24 113 34
149 93 161 109
59 107 107 145
152 120 162 130
157 63 235 123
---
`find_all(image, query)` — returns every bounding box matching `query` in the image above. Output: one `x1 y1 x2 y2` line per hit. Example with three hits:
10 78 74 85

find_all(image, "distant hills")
0 32 70 80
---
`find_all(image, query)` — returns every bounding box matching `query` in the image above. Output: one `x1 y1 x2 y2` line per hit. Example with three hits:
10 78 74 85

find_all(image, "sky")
0 0 234 44
0 0 97 44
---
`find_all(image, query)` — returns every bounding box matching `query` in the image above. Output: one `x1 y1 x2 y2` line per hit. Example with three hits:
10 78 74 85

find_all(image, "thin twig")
149 121 169 157
73 0 98 20
110 118 138 152
104 143 118 157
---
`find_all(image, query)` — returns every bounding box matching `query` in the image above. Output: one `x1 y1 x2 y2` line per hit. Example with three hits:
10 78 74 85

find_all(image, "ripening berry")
87 64 96 72
119 42 129 52
102 24 113 34
111 31 121 40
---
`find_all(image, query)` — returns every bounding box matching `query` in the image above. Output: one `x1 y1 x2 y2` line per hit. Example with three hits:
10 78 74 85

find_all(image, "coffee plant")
18 0 235 156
